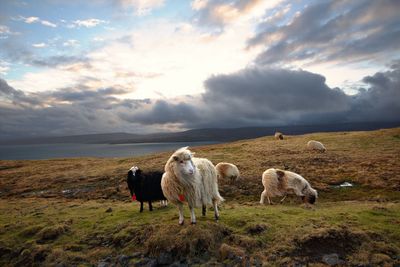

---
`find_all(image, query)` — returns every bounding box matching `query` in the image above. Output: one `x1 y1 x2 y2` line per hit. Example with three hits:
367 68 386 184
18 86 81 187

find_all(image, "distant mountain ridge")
1 121 399 145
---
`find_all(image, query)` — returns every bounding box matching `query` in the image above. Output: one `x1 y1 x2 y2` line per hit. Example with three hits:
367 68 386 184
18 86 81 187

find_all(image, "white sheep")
215 162 240 184
274 132 284 140
161 147 224 225
307 140 326 152
260 168 318 205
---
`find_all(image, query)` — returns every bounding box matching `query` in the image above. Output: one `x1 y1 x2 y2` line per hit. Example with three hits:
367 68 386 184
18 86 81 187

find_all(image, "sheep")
274 132 284 140
127 166 167 212
260 168 318 206
161 146 224 225
215 162 240 184
307 140 326 152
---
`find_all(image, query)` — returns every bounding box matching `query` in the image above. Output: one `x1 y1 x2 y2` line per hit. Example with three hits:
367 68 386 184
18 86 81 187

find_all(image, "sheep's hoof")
215 215 219 221
179 220 184 226
191 221 196 225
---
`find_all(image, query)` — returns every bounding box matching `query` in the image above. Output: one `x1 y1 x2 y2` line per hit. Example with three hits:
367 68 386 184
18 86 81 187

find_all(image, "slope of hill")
1 121 399 145
0 128 399 266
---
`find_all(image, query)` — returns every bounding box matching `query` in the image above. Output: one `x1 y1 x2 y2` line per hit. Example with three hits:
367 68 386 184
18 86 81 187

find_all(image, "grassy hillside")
1 128 400 266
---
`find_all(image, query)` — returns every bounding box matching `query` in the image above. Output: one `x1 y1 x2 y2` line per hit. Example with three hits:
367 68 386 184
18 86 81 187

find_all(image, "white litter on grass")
339 182 353 187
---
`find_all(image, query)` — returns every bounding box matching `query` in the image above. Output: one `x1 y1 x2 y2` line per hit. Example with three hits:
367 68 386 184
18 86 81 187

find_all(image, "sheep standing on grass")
127 166 167 212
161 147 224 225
275 132 284 140
260 168 318 206
215 162 240 184
307 140 326 152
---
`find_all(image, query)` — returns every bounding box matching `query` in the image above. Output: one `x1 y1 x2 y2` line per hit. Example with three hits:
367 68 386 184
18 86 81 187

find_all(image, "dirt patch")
37 224 69 243
245 224 268 235
145 223 232 264
289 227 368 263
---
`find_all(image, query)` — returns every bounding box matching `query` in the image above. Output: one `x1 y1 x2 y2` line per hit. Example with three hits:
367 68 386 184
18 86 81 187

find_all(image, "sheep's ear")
173 156 179 161
276 170 285 180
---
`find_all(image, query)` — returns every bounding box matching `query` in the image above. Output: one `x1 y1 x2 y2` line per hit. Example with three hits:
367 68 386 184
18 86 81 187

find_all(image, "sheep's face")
128 166 142 183
302 188 318 204
173 152 195 176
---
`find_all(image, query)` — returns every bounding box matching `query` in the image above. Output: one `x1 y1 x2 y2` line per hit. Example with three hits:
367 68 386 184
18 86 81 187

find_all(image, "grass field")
1 128 400 266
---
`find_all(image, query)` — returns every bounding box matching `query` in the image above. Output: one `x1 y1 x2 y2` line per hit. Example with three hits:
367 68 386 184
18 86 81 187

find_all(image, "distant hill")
1 121 399 145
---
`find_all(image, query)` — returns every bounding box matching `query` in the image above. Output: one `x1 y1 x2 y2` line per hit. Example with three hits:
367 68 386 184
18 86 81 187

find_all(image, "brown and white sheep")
274 132 284 140
307 140 326 152
161 147 224 225
215 162 240 184
259 168 318 205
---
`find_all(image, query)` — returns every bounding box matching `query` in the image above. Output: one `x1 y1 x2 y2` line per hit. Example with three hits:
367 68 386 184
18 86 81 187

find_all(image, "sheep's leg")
177 203 184 225
148 201 153 211
260 190 267 204
213 200 220 221
202 205 206 216
140 201 144 212
267 196 275 205
280 194 287 203
189 205 196 224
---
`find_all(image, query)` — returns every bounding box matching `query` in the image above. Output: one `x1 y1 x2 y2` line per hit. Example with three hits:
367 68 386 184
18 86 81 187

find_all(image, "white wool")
307 140 326 152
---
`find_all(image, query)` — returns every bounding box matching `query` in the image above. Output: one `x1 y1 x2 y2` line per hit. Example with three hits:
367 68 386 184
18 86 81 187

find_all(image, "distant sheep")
161 147 224 225
307 140 326 152
127 166 167 212
215 162 240 184
275 132 284 140
260 168 318 205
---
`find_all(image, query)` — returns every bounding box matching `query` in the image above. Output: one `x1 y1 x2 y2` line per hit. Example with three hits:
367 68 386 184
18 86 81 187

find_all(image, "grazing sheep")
127 166 167 212
274 132 284 140
215 162 240 184
161 147 224 225
307 140 326 152
260 168 318 205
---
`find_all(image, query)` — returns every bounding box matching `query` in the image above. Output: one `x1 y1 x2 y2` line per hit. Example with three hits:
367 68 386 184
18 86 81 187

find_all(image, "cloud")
248 0 400 66
0 79 151 138
1 61 399 138
68 19 107 28
122 62 400 129
191 0 283 31
115 0 165 16
15 16 57 27
63 39 79 47
32 42 47 48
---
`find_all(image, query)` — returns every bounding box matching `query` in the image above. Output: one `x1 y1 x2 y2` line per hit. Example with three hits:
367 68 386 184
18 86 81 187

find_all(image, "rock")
98 256 113 267
106 207 113 213
322 253 342 266
157 252 173 265
117 254 131 267
134 258 157 267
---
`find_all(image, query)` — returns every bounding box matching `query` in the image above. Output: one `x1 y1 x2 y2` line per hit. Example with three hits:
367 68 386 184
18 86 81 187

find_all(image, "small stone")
157 252 173 265
105 208 113 213
117 255 131 267
322 253 341 266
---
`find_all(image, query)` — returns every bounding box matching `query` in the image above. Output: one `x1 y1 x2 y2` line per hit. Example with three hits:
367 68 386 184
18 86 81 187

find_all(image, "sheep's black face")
308 195 316 204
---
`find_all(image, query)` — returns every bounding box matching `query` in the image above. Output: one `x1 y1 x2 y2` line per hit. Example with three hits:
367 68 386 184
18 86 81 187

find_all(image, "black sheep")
127 166 167 212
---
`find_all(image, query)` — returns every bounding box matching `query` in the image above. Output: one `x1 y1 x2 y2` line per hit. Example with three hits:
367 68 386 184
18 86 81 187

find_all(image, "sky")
0 0 399 138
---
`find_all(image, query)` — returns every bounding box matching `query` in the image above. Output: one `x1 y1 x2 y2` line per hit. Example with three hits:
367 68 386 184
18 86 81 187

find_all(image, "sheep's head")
127 166 143 199
171 147 195 176
302 187 318 204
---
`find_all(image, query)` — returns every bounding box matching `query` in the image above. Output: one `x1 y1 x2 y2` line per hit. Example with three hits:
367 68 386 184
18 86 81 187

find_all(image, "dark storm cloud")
119 62 400 129
121 99 199 124
0 80 149 138
249 0 400 65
